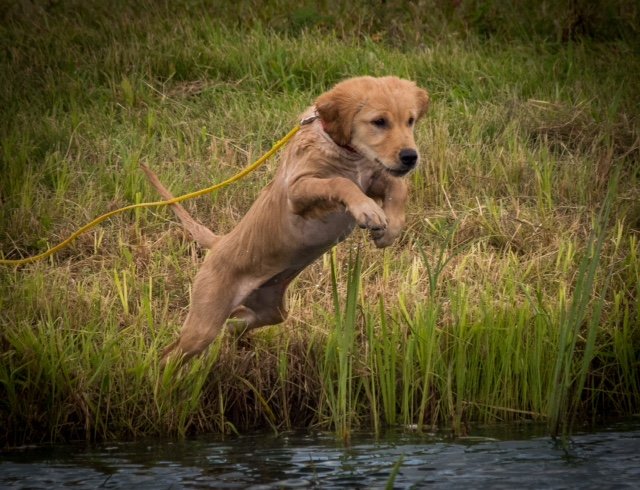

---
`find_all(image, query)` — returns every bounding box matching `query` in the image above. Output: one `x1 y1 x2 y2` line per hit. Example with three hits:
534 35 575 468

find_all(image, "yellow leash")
1 124 301 266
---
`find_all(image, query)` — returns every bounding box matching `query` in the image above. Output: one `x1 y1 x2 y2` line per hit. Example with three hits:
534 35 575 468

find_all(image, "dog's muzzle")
386 148 418 176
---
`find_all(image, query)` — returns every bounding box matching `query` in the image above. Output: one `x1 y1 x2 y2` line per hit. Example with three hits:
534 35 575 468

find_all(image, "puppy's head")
316 76 429 175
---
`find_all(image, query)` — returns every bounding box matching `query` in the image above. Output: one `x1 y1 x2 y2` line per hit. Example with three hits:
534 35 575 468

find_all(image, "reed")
320 247 362 440
1 0 639 445
548 169 618 440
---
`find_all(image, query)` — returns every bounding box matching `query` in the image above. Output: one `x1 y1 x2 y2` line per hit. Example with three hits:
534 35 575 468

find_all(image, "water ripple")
1 422 639 489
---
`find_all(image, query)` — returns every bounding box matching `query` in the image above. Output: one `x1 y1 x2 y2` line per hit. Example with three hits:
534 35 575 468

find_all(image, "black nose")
399 148 418 168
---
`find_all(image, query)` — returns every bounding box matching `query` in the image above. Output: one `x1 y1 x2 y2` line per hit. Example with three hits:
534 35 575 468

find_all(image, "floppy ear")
315 83 361 147
415 87 430 121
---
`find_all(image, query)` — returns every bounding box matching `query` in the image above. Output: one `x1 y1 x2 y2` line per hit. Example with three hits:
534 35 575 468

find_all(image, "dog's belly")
251 212 355 291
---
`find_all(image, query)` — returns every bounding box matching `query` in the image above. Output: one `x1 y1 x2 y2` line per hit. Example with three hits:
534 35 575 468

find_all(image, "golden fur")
142 76 429 364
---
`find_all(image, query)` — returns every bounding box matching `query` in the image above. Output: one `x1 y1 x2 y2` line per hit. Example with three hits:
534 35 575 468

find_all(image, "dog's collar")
300 110 360 157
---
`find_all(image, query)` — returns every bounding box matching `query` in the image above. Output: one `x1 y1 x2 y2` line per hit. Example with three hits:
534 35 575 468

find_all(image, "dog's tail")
140 164 219 249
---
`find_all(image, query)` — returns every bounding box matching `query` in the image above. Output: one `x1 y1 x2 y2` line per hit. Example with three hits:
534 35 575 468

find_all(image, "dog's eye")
372 118 388 128
408 117 415 126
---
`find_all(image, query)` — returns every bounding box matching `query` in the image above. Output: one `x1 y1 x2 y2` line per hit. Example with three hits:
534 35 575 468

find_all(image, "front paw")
371 230 396 248
371 231 392 248
348 198 388 232
371 221 403 248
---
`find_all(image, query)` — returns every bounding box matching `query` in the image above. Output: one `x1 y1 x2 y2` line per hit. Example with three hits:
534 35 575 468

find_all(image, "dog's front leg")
367 175 408 248
288 176 388 231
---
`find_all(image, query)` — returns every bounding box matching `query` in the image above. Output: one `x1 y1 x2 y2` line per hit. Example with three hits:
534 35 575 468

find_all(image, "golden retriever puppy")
142 76 429 364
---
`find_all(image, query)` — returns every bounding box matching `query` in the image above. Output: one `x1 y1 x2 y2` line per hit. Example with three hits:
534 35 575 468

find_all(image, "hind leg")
161 260 241 365
226 268 301 336
226 281 289 337
161 303 229 365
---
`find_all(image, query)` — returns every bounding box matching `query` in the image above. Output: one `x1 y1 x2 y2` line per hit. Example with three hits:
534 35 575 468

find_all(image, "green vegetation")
1 1 639 446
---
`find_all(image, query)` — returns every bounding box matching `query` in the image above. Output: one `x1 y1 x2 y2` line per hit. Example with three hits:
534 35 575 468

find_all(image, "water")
1 422 639 489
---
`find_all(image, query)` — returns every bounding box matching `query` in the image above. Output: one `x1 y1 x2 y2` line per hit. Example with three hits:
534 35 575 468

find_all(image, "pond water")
1 421 639 489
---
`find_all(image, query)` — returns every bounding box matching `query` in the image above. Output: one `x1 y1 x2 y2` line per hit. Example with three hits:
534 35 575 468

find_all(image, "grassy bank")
1 1 639 445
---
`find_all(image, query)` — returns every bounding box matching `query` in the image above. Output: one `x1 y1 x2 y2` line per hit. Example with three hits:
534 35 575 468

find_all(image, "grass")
547 170 617 439
1 0 639 446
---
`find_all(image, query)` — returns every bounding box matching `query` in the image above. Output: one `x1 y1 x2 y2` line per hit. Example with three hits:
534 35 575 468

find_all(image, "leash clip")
300 110 320 126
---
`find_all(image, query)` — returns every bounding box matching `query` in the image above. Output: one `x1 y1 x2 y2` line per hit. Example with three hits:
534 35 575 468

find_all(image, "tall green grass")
548 170 617 440
320 248 362 440
1 1 639 445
